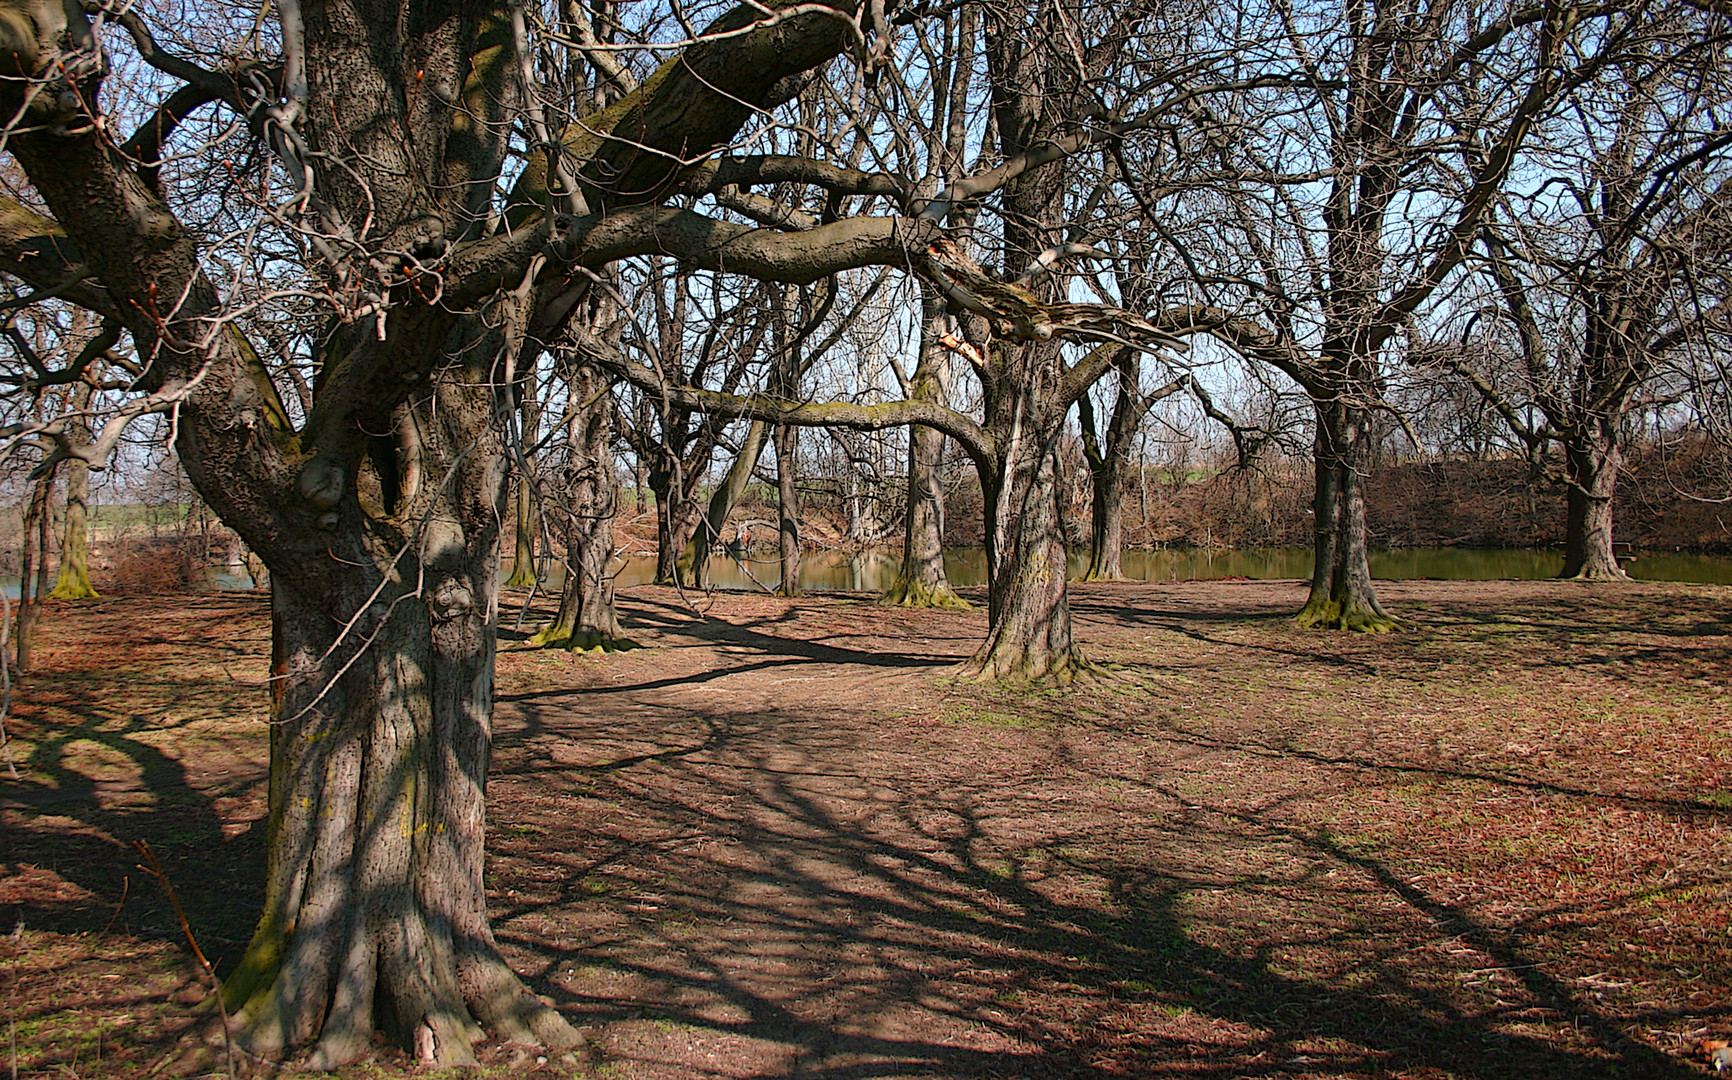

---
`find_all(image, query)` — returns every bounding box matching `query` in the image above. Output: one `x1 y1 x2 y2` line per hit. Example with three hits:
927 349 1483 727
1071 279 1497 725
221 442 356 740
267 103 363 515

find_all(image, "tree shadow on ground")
488 694 1703 1078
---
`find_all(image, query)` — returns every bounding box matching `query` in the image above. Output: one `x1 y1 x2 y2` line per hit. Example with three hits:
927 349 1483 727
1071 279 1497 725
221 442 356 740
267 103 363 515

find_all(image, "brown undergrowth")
2 580 1728 1078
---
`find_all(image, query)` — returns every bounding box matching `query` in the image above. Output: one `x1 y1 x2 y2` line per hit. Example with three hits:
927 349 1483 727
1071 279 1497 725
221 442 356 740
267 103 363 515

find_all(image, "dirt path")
3 580 1729 1078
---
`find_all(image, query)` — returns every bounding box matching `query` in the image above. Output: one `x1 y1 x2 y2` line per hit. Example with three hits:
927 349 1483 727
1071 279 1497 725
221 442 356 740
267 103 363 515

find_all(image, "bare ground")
2 577 1729 1079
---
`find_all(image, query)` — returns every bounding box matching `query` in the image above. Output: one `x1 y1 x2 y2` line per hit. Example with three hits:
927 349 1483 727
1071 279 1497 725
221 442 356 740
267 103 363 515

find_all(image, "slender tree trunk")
503 476 538 587
15 471 52 672
678 419 769 589
1560 431 1626 580
883 297 966 608
774 422 801 596
1296 400 1398 631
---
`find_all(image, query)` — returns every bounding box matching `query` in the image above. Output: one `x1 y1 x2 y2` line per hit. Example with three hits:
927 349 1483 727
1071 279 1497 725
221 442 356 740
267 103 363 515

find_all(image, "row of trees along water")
0 0 1727 1065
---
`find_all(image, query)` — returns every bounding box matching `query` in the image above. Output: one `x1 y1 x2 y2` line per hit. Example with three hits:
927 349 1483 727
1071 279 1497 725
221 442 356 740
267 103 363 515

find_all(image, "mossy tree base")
47 579 99 600
525 625 643 652
880 577 972 610
503 565 539 588
956 645 1103 686
1294 596 1403 633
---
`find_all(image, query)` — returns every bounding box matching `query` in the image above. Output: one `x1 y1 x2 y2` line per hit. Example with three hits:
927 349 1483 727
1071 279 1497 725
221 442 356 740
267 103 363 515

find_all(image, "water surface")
506 545 1732 594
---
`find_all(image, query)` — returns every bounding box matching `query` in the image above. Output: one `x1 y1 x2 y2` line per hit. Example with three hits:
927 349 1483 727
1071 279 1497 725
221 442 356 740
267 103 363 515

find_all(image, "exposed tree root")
879 577 972 610
1294 597 1403 633
955 644 1105 685
227 939 578 1069
525 625 643 652
1560 567 1629 582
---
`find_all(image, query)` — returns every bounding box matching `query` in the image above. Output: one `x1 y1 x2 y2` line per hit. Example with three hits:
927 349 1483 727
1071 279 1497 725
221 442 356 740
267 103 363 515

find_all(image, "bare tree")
1122 0 1641 627
1430 10 1732 578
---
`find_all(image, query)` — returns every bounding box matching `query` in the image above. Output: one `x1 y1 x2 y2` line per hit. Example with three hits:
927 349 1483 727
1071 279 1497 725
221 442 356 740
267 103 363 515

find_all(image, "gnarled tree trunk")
530 363 635 649
222 375 576 1068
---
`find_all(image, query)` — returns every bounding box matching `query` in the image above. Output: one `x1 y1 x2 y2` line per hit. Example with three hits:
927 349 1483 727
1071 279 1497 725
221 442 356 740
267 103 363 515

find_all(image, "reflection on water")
503 544 1732 593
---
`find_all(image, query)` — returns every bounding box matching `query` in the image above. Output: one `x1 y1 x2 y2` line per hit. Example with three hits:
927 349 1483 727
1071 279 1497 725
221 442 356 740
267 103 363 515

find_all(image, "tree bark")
774 422 801 596
503 475 538 587
1296 400 1398 631
530 363 636 649
1560 430 1626 580
882 297 967 609
50 385 99 600
16 470 52 672
1083 455 1128 582
649 454 702 585
678 419 769 589
960 437 1085 681
222 373 578 1068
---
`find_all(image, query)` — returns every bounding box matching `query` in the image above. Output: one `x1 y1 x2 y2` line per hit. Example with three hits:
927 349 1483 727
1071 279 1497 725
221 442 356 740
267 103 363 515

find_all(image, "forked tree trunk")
1296 400 1398 632
1560 433 1626 580
678 419 769 589
503 476 538 587
774 422 801 596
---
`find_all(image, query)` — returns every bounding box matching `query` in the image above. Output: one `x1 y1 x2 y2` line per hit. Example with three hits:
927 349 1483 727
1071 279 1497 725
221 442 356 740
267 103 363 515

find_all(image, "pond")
508 544 1732 593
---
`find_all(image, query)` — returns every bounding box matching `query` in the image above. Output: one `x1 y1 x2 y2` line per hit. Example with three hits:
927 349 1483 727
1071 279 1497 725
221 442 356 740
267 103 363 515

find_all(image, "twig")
133 841 236 1078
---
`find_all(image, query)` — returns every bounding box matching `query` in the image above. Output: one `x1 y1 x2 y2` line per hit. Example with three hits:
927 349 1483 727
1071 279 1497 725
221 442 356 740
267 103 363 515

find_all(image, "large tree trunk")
530 364 635 650
774 422 801 596
503 475 538 587
1296 400 1398 632
883 294 967 608
1560 431 1626 580
222 379 577 1068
